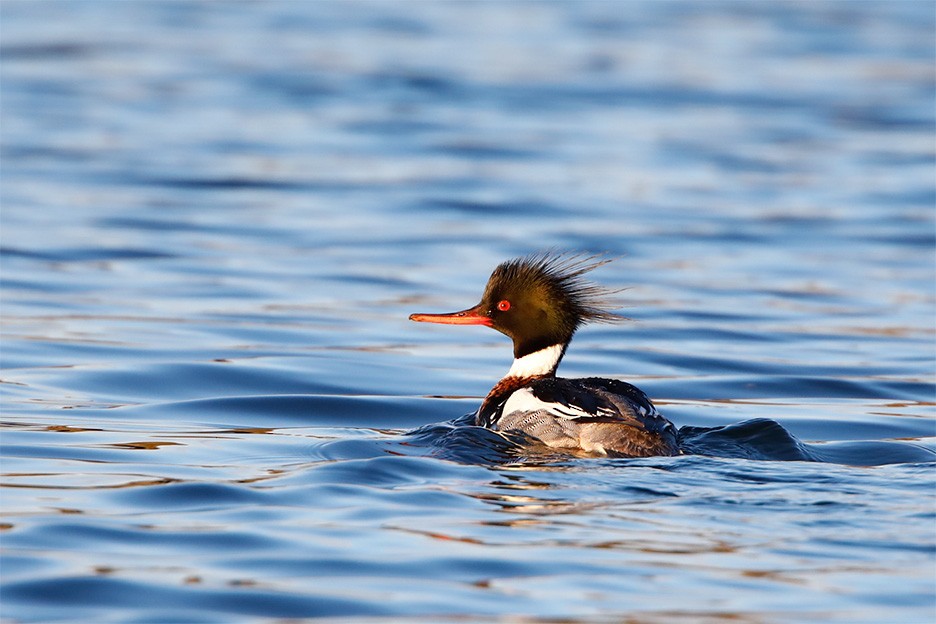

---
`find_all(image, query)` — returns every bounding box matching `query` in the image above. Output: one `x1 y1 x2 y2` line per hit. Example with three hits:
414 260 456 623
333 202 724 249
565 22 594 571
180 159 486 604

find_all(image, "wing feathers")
498 378 659 425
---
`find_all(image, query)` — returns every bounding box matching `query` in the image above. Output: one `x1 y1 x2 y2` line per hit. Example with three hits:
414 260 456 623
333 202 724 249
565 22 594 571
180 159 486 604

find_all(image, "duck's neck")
505 342 566 379
477 343 567 425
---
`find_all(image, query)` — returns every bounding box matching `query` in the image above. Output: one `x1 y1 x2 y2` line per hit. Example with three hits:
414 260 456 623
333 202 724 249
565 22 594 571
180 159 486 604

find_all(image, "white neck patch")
506 343 565 378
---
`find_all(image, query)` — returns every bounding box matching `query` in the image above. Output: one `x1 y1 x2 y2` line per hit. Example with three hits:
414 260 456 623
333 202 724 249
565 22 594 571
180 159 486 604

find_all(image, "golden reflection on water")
1 475 180 490
104 441 183 450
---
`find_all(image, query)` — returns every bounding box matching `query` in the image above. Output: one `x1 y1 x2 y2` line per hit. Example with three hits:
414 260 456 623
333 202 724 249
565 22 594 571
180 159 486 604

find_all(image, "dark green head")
410 252 624 358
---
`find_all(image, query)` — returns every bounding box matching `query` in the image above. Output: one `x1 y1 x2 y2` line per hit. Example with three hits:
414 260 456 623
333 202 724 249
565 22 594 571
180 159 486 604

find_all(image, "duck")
409 252 678 457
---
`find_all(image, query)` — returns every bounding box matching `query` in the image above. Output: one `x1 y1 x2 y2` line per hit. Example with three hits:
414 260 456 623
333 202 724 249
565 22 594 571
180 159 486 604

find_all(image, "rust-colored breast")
477 375 546 426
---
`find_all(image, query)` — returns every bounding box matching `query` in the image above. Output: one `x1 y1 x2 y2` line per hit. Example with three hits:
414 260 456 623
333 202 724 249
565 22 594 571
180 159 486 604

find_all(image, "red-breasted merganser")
409 252 678 458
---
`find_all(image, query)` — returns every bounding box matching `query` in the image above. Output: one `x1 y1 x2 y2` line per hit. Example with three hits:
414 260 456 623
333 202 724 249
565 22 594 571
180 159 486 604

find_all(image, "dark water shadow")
677 418 936 465
404 414 936 467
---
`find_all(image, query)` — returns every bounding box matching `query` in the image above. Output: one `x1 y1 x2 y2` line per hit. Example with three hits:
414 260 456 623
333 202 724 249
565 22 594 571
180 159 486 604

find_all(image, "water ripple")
2 1 934 622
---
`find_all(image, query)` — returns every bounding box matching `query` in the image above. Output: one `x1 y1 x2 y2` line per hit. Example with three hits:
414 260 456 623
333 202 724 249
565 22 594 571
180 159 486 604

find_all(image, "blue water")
2 1 935 622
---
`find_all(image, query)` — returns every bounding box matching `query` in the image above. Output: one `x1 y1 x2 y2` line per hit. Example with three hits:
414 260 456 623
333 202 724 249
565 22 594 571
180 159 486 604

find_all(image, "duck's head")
410 252 623 361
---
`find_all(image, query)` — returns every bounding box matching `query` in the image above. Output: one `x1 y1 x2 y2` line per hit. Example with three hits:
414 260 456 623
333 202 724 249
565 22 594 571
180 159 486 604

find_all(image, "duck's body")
480 375 677 457
410 252 678 458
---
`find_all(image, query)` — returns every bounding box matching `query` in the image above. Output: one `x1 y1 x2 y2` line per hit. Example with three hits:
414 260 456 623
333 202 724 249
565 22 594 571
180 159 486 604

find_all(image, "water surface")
2 1 935 622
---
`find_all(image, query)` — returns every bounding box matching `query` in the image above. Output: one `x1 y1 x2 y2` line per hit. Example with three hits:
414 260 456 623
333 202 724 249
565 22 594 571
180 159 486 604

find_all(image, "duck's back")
481 376 678 458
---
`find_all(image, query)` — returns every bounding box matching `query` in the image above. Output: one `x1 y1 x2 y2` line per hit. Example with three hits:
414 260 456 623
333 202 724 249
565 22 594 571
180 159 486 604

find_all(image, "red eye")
497 300 511 311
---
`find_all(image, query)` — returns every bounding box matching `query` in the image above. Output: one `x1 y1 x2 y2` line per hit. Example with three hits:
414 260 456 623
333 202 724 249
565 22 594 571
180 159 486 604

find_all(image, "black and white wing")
485 377 678 456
